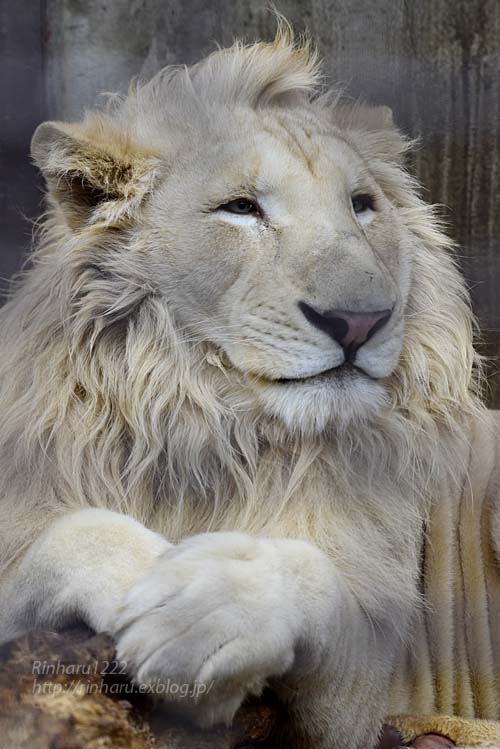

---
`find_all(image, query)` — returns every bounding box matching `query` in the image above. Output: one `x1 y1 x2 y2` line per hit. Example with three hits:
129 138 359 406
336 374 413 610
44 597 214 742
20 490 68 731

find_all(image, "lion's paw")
113 532 305 726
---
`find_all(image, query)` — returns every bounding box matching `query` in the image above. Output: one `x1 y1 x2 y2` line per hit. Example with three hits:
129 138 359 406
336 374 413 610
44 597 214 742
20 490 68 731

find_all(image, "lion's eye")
352 195 375 214
219 198 260 215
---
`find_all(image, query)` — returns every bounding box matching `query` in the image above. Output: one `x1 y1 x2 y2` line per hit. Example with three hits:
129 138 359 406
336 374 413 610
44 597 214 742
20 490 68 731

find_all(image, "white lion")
1 24 499 749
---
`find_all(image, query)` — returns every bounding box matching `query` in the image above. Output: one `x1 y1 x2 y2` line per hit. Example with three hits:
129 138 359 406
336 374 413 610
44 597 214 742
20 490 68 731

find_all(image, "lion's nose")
298 302 392 351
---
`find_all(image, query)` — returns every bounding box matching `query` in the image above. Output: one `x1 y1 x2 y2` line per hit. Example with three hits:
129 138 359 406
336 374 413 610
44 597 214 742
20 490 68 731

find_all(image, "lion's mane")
0 26 485 624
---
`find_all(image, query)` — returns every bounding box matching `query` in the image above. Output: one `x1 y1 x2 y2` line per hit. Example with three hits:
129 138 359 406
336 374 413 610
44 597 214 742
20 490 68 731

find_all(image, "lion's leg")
268 608 404 749
1 509 410 748
0 508 170 640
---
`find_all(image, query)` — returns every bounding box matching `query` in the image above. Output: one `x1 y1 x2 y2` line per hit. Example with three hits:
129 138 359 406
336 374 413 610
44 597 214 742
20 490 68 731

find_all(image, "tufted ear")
31 118 159 230
332 102 411 165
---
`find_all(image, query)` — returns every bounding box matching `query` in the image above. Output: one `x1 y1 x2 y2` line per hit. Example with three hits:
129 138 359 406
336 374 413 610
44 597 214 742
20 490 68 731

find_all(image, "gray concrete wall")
1 0 500 403
0 0 45 285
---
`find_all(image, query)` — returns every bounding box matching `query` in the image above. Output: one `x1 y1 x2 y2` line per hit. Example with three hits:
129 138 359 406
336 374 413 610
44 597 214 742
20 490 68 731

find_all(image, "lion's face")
143 107 412 431
32 34 474 437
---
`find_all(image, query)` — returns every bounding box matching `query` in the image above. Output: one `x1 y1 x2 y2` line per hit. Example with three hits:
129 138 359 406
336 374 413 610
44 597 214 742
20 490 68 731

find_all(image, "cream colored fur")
0 23 497 749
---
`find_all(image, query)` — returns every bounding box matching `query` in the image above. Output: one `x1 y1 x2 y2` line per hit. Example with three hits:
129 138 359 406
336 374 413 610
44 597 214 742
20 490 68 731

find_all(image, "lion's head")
27 25 479 442
0 24 488 571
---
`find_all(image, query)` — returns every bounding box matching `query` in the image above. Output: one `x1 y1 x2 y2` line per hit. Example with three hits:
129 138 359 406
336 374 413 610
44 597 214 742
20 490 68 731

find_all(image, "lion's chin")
251 367 389 435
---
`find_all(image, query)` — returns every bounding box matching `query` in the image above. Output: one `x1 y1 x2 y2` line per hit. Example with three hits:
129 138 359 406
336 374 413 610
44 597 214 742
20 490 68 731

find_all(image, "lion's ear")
333 102 411 165
31 119 159 230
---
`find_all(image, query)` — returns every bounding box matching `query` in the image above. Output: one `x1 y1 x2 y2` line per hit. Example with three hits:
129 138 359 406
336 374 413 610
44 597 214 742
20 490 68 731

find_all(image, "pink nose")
298 302 392 350
333 310 391 348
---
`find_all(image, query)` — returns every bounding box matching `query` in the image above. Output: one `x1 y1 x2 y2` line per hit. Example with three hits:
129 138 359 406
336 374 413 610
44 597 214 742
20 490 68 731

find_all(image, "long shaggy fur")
0 25 486 637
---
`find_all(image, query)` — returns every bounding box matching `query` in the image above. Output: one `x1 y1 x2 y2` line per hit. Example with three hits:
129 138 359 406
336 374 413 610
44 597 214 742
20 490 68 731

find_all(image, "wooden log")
0 627 278 749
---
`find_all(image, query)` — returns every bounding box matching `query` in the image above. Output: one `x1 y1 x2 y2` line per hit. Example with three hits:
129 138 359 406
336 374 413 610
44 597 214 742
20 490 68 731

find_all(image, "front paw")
113 532 309 726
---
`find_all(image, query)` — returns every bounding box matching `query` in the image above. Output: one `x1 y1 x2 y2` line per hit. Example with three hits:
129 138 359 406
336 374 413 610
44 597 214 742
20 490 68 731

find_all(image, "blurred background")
1 0 499 405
